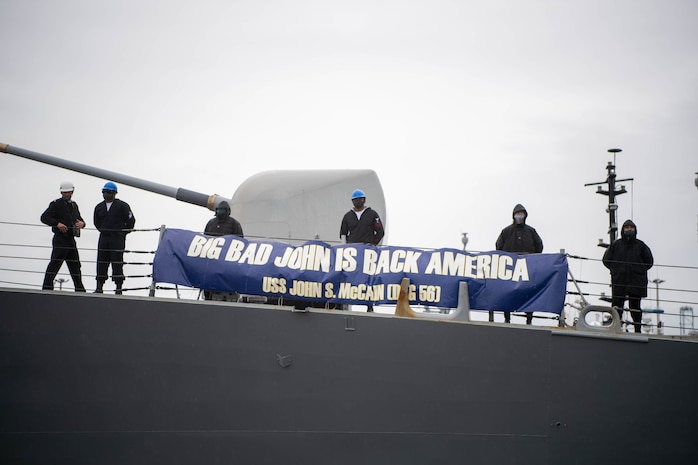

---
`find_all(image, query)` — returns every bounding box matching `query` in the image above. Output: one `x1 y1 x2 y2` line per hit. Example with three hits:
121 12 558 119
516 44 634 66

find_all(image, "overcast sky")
1 0 696 332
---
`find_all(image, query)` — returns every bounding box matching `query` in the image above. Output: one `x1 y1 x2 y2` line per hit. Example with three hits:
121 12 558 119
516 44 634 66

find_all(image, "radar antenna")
584 148 634 248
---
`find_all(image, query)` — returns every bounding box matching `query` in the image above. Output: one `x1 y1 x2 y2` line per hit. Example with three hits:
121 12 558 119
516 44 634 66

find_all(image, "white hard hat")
59 181 75 192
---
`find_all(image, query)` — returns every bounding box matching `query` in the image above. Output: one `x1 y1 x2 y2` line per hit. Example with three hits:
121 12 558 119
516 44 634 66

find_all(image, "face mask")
215 208 227 218
623 229 636 238
352 198 365 209
514 213 525 224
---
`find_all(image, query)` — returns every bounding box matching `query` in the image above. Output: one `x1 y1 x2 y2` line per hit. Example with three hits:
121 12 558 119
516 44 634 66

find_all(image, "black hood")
621 219 637 239
215 201 231 217
512 204 528 223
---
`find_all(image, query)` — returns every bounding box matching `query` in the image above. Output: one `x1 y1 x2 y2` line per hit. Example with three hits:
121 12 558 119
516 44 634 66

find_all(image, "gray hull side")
1 289 696 464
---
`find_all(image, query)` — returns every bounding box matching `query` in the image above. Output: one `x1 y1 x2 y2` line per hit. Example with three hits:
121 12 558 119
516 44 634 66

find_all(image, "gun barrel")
1 142 222 210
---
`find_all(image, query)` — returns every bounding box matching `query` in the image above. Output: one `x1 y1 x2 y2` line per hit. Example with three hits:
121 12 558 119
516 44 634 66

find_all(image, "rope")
567 253 698 271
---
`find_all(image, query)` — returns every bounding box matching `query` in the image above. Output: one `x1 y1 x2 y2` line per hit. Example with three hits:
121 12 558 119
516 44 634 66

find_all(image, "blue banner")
152 229 568 313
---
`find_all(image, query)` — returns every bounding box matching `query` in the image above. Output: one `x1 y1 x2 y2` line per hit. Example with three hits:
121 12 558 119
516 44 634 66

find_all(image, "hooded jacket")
495 204 543 254
205 201 244 237
602 219 654 297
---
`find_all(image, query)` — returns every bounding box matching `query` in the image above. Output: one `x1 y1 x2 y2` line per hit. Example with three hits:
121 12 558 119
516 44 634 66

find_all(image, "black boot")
115 282 123 295
94 280 104 294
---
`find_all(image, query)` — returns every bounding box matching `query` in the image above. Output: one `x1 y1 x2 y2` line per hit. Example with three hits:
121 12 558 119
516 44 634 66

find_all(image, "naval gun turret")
1 142 220 208
1 142 387 244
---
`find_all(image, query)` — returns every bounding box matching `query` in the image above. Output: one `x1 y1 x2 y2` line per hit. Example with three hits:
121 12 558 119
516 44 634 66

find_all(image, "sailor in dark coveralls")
203 201 244 301
93 181 135 294
40 181 86 291
494 203 544 324
340 189 385 311
602 219 654 333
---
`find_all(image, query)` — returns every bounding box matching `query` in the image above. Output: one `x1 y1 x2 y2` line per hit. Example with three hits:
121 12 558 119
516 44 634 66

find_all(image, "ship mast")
584 148 634 248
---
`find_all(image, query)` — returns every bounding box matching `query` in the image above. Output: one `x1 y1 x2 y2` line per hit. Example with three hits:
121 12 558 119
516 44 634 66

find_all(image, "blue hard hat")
103 181 118 192
351 189 366 199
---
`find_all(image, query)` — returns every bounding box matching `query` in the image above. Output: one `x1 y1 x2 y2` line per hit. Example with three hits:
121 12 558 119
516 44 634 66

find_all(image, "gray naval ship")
1 142 697 464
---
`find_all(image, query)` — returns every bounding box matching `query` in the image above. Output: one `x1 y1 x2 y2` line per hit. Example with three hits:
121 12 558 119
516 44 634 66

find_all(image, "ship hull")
1 289 696 464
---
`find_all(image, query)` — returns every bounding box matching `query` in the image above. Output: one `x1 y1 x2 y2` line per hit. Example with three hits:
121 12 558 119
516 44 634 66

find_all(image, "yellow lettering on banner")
442 251 466 275
262 276 287 293
254 244 273 265
239 244 257 264
476 255 490 279
187 236 208 256
512 258 529 281
367 284 384 300
187 236 224 259
224 239 246 262
308 244 331 272
224 241 272 265
206 238 225 259
424 252 439 274
402 250 421 273
464 255 476 278
374 250 391 274
274 247 293 267
426 251 468 275
387 250 405 273
387 283 401 300
497 254 513 280
337 282 385 301
364 249 423 274
490 254 498 279
334 248 357 272
423 251 529 281
288 280 323 298
363 250 378 274
274 244 331 271
418 284 442 303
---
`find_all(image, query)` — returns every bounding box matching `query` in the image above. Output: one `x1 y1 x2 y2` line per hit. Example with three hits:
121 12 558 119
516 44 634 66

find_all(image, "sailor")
339 189 385 246
202 201 243 301
494 203 544 324
93 181 136 294
602 219 654 333
40 181 87 291
204 201 243 237
340 188 385 312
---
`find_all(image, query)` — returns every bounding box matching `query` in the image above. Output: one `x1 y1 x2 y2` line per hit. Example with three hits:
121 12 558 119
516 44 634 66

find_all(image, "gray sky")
1 0 696 331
